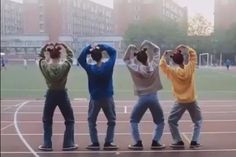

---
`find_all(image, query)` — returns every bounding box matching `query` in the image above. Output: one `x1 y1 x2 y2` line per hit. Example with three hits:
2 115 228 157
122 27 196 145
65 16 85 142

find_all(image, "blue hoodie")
78 44 116 100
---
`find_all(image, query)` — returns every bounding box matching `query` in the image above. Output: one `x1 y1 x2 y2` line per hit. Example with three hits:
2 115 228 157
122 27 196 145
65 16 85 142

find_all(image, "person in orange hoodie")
159 45 202 149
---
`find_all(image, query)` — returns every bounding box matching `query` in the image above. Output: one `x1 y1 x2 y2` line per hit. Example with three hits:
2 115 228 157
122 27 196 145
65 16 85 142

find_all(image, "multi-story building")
114 0 187 35
1 0 23 35
214 0 236 33
1 0 120 56
22 0 113 39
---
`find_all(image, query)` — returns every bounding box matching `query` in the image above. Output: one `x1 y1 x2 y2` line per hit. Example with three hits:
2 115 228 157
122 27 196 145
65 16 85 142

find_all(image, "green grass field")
1 64 236 100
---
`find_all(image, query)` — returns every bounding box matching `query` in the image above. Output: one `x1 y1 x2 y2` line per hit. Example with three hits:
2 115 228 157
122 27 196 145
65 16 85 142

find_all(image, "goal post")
199 53 209 67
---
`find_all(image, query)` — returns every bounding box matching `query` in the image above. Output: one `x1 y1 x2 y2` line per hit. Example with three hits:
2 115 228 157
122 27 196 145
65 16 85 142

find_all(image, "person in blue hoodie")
78 44 118 150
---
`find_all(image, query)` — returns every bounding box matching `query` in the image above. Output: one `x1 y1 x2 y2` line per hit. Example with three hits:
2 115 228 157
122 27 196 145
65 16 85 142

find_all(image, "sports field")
1 64 236 157
1 64 236 100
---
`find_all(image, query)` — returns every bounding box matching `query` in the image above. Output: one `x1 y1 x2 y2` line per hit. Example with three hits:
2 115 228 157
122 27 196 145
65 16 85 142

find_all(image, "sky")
12 0 214 24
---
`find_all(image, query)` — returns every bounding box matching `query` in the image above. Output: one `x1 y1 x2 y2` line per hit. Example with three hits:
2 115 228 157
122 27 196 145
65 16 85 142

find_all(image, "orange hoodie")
159 48 197 103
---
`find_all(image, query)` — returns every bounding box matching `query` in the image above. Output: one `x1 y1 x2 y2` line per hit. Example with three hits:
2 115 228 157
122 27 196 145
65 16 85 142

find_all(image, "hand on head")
90 43 100 53
175 44 188 54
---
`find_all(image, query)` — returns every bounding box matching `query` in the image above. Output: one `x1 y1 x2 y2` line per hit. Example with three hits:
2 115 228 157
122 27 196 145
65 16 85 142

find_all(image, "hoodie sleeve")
184 47 197 75
77 45 92 71
145 41 161 68
99 44 117 69
38 46 48 76
159 55 175 80
123 45 140 72
61 46 74 72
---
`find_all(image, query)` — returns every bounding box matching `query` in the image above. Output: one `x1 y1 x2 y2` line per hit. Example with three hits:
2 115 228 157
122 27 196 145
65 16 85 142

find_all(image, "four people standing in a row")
38 41 202 151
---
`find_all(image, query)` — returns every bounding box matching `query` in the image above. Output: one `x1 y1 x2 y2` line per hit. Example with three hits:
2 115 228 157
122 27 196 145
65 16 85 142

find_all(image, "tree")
123 18 187 50
188 14 213 36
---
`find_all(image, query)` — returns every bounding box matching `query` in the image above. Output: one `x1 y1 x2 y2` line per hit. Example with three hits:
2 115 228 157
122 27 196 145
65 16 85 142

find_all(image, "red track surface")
1 99 236 157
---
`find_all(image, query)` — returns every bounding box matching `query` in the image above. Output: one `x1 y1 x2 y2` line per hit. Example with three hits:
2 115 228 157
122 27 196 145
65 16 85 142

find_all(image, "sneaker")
170 141 185 149
86 143 100 150
38 145 53 151
128 140 143 150
151 140 165 150
62 144 78 151
103 143 119 150
190 141 201 149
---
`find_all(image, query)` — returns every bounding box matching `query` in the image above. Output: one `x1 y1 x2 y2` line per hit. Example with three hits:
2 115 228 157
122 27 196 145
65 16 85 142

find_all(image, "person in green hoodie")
38 43 78 151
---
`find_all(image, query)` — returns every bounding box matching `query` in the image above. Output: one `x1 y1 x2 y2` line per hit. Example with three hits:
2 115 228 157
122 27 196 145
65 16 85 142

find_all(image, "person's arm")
123 44 140 72
59 43 74 66
123 44 137 63
77 45 92 70
185 46 197 74
141 40 160 67
98 44 117 68
159 51 175 80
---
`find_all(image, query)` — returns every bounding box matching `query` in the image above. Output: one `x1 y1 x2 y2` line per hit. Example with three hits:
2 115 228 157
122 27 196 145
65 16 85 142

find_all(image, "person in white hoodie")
123 40 165 150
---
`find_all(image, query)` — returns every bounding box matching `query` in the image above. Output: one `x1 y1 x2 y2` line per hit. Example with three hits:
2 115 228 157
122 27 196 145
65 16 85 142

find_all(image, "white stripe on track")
14 101 39 157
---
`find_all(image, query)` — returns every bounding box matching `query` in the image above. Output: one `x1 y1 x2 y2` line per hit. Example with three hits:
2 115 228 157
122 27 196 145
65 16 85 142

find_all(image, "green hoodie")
39 47 73 90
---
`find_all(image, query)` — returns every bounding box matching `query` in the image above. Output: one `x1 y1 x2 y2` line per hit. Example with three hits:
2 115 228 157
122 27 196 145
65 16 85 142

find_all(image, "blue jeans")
168 101 202 143
42 89 75 148
88 97 116 144
130 93 165 143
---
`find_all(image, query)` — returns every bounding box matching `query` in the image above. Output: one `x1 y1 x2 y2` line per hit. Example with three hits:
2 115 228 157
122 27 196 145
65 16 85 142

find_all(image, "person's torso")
86 63 114 99
128 65 162 96
40 62 70 90
171 67 196 103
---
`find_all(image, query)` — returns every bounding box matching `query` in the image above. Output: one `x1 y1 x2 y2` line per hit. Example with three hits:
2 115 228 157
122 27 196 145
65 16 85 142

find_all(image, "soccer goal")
199 53 209 67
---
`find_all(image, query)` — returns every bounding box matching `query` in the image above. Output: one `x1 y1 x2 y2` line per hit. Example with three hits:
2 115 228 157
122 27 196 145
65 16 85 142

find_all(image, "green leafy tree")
124 19 187 50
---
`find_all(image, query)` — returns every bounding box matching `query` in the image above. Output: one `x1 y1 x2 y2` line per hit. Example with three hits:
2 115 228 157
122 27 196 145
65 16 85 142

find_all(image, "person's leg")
168 103 186 145
101 97 118 150
129 95 148 148
57 91 77 150
186 101 203 147
148 94 165 149
101 97 116 144
40 90 57 150
87 99 101 145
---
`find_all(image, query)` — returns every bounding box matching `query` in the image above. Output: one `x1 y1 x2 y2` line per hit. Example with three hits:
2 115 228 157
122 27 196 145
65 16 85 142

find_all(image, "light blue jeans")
88 97 116 144
130 93 165 143
168 101 203 143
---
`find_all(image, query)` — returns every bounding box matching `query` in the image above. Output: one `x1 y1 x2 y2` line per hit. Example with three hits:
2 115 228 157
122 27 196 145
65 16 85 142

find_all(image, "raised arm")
39 44 50 59
141 40 160 67
98 44 117 67
123 44 137 64
186 47 197 74
57 43 74 66
159 51 175 80
77 45 92 70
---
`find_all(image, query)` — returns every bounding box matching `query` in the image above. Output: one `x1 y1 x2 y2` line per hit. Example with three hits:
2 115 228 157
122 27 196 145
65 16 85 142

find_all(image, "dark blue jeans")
88 97 116 144
42 89 75 148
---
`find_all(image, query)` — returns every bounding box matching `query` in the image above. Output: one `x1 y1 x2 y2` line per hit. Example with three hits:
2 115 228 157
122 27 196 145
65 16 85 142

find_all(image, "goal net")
199 53 209 67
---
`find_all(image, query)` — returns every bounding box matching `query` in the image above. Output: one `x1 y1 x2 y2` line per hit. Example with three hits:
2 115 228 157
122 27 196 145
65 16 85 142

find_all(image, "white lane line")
2 99 236 103
1 105 236 108
2 119 236 124
2 132 236 136
14 101 39 157
182 133 191 144
1 123 14 131
1 102 25 112
1 149 236 154
4 111 236 114
124 106 127 114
